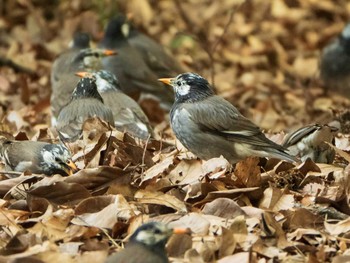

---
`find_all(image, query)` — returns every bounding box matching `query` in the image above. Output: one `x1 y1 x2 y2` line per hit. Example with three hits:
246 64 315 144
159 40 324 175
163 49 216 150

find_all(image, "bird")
99 16 174 109
56 76 115 142
158 72 297 164
75 70 153 140
118 14 183 78
282 124 338 164
51 32 116 125
0 138 77 176
320 23 350 97
105 222 190 263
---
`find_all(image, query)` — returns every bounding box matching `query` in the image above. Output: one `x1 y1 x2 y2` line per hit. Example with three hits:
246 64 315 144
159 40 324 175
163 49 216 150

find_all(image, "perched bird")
76 70 153 140
105 222 190 263
159 73 297 164
99 17 174 109
0 138 77 176
320 23 350 97
51 32 116 125
118 14 183 78
283 124 338 164
56 76 115 142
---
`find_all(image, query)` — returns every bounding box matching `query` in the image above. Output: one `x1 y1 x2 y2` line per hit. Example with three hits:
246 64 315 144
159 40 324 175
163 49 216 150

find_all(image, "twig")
0 57 36 75
173 0 238 89
140 135 151 179
0 170 23 177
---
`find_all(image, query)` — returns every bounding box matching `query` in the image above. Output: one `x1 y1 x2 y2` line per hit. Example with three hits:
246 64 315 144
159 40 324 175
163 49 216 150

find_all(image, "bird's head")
159 72 214 103
76 70 121 93
73 48 116 70
71 76 104 102
104 15 128 42
70 32 91 49
130 222 190 249
40 144 77 176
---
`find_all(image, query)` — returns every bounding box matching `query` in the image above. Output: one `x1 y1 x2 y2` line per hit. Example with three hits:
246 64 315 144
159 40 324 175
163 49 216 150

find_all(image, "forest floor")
0 0 350 262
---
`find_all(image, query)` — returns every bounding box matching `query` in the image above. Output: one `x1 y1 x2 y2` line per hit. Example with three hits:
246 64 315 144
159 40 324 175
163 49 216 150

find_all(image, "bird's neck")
72 89 104 102
175 90 213 104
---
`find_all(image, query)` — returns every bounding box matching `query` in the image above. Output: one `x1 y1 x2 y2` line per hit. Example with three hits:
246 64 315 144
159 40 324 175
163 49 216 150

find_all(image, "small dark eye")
154 229 161 234
55 157 61 162
176 81 181 86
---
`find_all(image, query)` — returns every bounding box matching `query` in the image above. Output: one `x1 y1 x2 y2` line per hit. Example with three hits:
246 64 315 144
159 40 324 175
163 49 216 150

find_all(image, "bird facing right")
105 222 190 263
0 138 77 176
159 73 297 164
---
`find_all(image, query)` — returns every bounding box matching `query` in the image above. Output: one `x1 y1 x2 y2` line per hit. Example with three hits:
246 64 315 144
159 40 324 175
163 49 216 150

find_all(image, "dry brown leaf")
134 190 187 212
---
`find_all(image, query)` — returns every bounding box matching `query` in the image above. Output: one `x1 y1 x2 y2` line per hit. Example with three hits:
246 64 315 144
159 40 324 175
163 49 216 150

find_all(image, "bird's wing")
56 100 114 142
183 96 284 149
282 125 320 147
115 107 153 139
0 141 44 171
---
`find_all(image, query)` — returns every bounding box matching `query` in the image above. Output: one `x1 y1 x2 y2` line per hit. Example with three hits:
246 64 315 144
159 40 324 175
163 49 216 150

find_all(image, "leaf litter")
0 0 350 262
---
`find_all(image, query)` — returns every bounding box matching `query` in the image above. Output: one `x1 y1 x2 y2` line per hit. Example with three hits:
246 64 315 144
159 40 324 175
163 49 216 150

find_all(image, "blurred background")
0 0 349 136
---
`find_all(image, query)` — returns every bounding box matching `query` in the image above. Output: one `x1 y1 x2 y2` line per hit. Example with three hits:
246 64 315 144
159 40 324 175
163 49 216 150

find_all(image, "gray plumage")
320 23 350 97
120 15 183 78
0 138 75 176
99 17 174 109
163 73 297 164
56 77 115 142
51 33 116 125
92 70 153 140
105 222 172 263
283 124 338 164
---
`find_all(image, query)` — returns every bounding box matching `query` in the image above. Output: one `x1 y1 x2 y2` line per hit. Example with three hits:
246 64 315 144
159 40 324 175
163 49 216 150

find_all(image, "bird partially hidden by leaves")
159 73 297 164
56 76 115 142
0 138 77 176
320 23 350 97
283 124 338 164
51 32 116 125
118 14 183 78
105 222 190 263
99 16 174 110
76 70 153 140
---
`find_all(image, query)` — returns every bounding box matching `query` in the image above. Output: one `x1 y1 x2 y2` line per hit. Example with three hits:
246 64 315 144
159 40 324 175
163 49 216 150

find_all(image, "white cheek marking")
95 77 111 92
175 83 190 96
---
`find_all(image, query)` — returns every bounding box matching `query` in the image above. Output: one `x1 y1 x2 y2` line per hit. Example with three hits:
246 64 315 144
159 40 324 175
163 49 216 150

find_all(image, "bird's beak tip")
158 78 173 86
75 71 88 78
66 160 78 176
104 49 117 56
172 227 191 235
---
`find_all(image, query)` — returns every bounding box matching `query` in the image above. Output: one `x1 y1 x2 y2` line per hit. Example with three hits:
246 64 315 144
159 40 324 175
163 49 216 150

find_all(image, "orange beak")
104 49 117 56
172 227 191 235
75 71 89 78
66 160 78 176
158 78 173 86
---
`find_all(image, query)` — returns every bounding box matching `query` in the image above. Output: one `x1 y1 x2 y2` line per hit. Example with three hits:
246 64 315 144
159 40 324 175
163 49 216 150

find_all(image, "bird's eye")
55 157 61 163
176 81 181 86
154 229 161 234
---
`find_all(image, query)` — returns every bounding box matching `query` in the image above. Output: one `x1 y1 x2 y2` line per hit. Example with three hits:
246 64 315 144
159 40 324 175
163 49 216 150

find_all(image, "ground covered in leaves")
1 0 350 262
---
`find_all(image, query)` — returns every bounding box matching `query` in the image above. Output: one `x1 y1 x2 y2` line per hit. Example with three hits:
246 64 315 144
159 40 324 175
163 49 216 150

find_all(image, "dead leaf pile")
0 0 350 262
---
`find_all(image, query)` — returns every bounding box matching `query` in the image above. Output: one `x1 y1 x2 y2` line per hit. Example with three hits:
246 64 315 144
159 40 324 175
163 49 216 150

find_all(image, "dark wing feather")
184 96 285 150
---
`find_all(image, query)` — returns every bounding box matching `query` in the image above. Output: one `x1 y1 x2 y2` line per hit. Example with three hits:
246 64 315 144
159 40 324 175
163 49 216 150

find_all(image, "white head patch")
342 23 350 39
95 74 112 93
41 145 71 170
172 77 191 96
